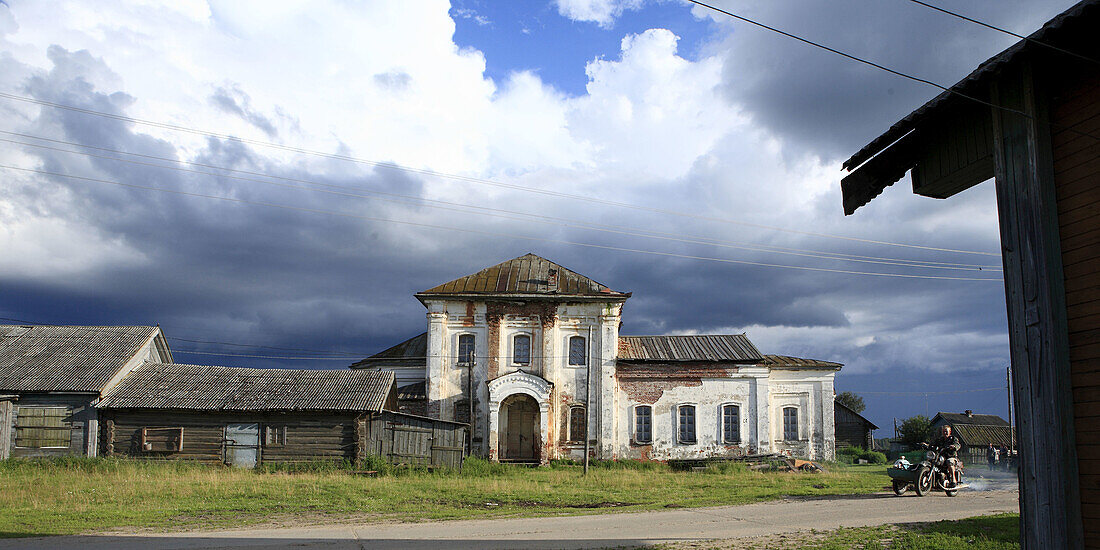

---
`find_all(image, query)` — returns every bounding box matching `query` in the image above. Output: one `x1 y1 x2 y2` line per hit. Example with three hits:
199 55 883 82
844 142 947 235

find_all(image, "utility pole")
1007 365 1014 455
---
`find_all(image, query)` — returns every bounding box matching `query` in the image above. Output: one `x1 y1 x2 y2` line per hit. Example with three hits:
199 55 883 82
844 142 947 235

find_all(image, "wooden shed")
834 399 877 451
839 3 1099 546
97 363 466 468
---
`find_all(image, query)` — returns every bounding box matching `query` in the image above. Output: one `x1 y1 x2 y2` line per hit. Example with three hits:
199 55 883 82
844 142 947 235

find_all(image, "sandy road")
2 489 1018 550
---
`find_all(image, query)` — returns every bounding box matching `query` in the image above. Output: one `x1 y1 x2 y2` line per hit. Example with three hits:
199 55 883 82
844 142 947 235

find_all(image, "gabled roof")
834 399 879 429
350 332 426 369
933 411 1010 427
618 335 763 363
952 424 1016 448
0 325 162 393
99 363 394 412
417 253 629 300
763 354 844 370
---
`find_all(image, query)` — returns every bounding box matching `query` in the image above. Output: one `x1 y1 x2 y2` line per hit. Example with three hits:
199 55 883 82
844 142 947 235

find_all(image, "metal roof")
99 363 394 412
350 332 426 369
615 364 741 379
417 253 629 299
763 354 844 370
951 424 1016 448
0 325 159 393
843 0 1099 173
934 411 1010 427
397 381 427 401
617 335 763 363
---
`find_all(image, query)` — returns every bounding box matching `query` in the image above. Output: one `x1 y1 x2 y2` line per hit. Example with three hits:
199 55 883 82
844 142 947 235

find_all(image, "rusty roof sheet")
616 363 741 379
618 335 763 362
349 332 427 369
763 354 843 370
951 424 1016 448
417 253 629 299
99 363 394 412
842 0 1099 173
0 325 159 393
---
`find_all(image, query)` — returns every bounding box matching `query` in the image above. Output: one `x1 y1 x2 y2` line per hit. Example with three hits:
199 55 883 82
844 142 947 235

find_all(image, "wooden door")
503 396 537 460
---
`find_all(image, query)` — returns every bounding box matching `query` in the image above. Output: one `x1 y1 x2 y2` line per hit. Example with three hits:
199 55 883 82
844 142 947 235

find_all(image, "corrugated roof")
99 363 394 412
349 332 426 369
417 253 629 299
952 424 1016 448
615 364 741 379
0 325 158 393
618 335 763 362
763 354 844 370
934 411 1009 427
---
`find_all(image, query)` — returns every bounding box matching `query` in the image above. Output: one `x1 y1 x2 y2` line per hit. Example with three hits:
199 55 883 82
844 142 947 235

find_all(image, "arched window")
568 336 586 366
678 404 696 444
513 334 531 365
783 407 799 441
722 404 740 444
457 334 475 365
634 405 652 444
569 405 586 442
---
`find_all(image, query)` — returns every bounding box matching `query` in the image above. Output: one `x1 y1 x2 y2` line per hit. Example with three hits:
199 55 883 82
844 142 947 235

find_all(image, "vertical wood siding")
7 394 96 458
1053 70 1100 549
360 411 466 469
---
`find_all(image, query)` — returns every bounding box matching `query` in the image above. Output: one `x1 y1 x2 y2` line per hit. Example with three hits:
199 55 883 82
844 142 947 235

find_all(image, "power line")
684 0 1100 144
906 0 1100 66
0 133 1002 272
0 163 1005 282
0 92 1003 257
857 387 1004 396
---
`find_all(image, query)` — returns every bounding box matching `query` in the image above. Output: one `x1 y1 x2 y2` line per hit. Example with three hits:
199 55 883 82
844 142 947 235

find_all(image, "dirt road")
1 489 1018 550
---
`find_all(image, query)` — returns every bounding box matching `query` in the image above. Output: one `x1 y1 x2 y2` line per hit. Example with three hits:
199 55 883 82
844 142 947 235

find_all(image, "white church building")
353 254 840 464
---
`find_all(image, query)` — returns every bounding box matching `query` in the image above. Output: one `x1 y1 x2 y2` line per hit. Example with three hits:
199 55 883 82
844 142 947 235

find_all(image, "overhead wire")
0 91 1003 257
0 163 1005 282
0 133 1002 272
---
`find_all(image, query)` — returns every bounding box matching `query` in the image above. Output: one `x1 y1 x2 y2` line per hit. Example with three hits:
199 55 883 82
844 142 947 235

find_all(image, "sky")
0 0 1079 432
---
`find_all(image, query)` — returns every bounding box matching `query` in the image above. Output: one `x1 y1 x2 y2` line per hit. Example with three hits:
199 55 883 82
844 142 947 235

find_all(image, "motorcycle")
887 446 965 497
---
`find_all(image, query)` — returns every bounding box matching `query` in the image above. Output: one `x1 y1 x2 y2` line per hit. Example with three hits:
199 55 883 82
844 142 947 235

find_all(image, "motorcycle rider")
924 425 963 487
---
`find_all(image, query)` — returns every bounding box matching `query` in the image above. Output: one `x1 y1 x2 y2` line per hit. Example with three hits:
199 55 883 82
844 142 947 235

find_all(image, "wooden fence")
359 411 467 469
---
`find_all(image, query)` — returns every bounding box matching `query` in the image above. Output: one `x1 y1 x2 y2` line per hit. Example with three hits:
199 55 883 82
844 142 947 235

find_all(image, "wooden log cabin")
833 399 877 451
839 2 1100 547
97 363 467 469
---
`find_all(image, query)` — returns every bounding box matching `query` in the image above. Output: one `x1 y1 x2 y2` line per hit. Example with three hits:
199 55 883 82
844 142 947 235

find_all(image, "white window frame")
512 332 532 366
456 333 476 366
677 403 697 445
633 405 653 444
720 403 741 444
567 335 587 367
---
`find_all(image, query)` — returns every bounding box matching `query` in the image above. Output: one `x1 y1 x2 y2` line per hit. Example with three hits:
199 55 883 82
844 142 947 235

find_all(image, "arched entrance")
500 394 539 461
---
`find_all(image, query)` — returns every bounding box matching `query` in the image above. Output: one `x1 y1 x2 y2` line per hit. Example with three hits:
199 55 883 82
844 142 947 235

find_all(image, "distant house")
0 325 172 459
351 333 429 417
834 399 877 451
931 410 1015 464
96 363 466 468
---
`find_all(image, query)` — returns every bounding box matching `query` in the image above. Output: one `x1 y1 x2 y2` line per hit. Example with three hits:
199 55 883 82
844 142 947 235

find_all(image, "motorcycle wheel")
892 480 908 496
915 468 932 496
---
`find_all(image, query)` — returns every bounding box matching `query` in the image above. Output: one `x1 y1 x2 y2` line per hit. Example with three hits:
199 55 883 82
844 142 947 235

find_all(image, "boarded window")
723 405 740 444
14 406 71 449
678 405 696 444
783 407 799 441
568 336 586 366
634 405 652 444
568 406 586 442
458 334 475 365
142 427 184 452
264 425 286 447
513 334 531 365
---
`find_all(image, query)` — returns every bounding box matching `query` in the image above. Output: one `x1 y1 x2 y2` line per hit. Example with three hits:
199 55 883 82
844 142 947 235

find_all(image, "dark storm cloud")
704 0 1076 159
209 83 279 138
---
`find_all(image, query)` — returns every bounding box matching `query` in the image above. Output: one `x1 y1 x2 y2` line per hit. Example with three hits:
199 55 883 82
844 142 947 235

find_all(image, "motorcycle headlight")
925 451 936 460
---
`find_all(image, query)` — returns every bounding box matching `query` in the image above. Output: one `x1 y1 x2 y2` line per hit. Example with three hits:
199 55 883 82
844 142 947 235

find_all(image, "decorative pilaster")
426 310 448 419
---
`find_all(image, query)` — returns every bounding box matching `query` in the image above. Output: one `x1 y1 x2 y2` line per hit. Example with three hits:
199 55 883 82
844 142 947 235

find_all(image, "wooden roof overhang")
840 0 1099 215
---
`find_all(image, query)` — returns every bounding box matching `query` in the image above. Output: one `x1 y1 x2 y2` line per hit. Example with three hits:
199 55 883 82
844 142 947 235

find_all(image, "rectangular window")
569 406 586 442
142 427 185 452
458 334 475 365
678 405 696 444
513 334 531 365
264 425 286 447
568 336 586 366
634 406 652 444
783 407 799 441
14 406 71 448
722 405 740 444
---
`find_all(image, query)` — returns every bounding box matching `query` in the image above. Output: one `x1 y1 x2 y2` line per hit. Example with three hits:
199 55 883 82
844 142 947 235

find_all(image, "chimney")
964 410 973 417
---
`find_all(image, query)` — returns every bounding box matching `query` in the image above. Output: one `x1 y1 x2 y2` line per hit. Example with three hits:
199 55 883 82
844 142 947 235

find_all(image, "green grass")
679 514 1019 549
0 457 889 538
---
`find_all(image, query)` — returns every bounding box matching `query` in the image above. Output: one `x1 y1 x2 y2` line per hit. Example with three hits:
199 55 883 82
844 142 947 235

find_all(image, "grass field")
667 513 1020 549
0 457 889 538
